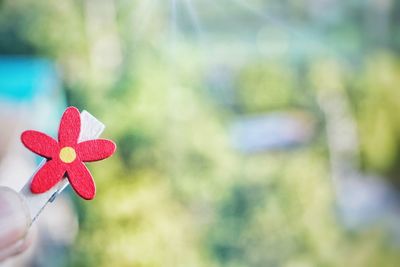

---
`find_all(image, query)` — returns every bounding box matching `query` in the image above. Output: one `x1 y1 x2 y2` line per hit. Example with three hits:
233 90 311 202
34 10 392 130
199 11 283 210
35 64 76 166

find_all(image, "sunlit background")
1 0 400 266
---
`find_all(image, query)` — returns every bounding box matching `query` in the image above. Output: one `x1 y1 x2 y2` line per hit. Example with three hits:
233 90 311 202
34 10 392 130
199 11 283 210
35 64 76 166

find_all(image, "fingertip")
0 187 30 249
0 230 34 261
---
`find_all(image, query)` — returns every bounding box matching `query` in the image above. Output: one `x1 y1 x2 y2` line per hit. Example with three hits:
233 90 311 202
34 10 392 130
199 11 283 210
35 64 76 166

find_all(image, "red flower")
21 107 116 200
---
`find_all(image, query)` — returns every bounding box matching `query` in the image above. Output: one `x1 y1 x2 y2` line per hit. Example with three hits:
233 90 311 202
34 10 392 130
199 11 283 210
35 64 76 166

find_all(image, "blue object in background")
231 112 315 153
0 56 59 102
0 56 66 141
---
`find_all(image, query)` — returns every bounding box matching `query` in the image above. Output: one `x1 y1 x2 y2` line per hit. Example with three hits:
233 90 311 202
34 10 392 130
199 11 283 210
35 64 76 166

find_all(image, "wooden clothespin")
19 107 116 223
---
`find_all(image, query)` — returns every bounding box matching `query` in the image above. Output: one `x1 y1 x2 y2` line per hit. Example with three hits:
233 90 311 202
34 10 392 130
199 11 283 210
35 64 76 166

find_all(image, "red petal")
76 139 116 162
66 161 96 200
21 130 59 158
58 106 81 146
30 160 66 194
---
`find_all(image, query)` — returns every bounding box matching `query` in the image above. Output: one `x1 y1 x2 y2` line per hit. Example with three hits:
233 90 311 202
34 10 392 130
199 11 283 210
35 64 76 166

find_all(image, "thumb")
0 187 30 250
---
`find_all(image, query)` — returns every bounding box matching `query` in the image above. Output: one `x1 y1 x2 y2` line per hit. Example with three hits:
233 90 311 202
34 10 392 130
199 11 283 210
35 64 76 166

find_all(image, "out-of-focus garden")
1 0 400 266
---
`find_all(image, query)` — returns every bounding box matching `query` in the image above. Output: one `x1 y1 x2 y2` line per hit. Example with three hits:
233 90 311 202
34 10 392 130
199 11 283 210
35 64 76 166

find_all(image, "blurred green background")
2 0 400 266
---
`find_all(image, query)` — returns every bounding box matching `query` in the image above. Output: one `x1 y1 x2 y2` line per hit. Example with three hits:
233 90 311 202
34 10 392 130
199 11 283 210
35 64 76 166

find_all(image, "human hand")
0 186 31 261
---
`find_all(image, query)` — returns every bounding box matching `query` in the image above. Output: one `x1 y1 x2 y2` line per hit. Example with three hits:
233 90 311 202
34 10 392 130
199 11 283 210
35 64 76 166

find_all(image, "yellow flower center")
59 147 77 163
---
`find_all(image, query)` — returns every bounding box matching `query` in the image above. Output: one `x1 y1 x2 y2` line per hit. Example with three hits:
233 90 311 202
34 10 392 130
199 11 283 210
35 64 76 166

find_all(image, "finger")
0 229 34 261
0 187 30 250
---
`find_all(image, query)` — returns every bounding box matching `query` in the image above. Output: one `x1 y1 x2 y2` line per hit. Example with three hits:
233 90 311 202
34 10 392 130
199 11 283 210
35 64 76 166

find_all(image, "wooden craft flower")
21 107 116 200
